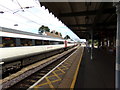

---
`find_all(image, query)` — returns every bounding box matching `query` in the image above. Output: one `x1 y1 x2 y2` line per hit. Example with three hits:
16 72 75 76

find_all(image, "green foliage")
88 39 92 44
60 33 62 36
55 32 58 35
88 39 98 46
38 25 50 34
94 40 98 46
51 31 53 33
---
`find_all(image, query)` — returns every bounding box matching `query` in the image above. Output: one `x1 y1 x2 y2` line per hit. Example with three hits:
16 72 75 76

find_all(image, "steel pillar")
0 37 1 42
108 39 110 47
91 30 93 60
102 39 104 47
114 2 120 89
98 40 101 48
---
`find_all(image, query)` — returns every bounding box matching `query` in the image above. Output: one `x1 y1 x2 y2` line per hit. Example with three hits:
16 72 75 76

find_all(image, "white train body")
0 45 65 62
0 27 75 74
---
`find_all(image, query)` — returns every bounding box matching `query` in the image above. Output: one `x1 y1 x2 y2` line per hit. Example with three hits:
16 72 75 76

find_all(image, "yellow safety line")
61 64 69 69
52 71 62 80
47 72 64 78
52 79 61 83
63 63 71 67
70 48 84 88
62 68 68 71
46 77 54 88
34 48 81 89
35 71 62 88
57 67 65 73
61 67 69 70
35 82 49 87
59 67 69 71
54 69 61 72
65 61 72 64
35 75 55 88
34 86 39 90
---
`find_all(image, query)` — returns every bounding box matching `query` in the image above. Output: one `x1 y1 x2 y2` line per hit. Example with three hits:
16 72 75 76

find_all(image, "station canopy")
40 2 116 40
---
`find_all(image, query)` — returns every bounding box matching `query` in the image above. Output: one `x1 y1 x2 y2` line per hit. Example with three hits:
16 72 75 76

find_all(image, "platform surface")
30 47 115 89
31 46 84 89
75 47 115 88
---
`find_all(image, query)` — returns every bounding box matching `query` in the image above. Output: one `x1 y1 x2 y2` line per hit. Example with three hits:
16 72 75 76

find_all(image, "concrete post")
113 2 120 89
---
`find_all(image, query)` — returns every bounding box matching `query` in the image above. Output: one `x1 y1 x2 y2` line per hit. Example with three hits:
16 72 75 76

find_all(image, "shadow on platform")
75 47 115 88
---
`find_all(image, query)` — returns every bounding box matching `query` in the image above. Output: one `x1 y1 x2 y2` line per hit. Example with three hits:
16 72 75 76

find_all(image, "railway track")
3 47 77 90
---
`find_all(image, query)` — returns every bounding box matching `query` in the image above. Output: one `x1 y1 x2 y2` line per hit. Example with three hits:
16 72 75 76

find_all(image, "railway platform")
29 46 115 89
75 47 115 88
3 46 115 89
28 46 84 89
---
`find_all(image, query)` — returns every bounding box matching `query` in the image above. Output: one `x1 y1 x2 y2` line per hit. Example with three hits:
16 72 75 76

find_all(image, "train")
0 27 77 75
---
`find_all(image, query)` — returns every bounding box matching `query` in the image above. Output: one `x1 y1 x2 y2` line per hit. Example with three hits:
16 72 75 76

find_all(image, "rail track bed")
1 47 77 90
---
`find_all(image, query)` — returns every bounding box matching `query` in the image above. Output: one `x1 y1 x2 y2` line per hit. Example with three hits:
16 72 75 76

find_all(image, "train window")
49 41 55 45
44 40 49 45
49 41 64 45
35 40 43 45
53 41 59 45
68 42 72 44
2 37 16 47
59 41 64 44
20 38 32 46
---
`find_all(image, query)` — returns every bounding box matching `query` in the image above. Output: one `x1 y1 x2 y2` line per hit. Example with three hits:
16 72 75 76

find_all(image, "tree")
51 31 53 33
60 33 62 37
64 35 71 40
55 32 58 35
38 25 50 34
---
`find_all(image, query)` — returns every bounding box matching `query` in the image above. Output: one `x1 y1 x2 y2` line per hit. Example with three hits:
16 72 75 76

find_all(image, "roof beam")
59 8 116 17
68 22 116 27
72 28 116 32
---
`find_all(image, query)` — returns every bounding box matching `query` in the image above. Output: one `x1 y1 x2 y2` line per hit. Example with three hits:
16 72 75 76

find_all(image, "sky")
0 0 86 42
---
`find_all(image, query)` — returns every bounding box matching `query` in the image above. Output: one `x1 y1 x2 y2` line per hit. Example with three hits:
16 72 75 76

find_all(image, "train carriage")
0 27 75 75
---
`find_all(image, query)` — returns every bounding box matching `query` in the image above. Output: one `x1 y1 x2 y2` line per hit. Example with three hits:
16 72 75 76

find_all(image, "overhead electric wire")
32 0 40 6
14 0 59 26
0 15 38 28
14 0 49 23
4 0 60 28
0 0 64 33
0 3 42 26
